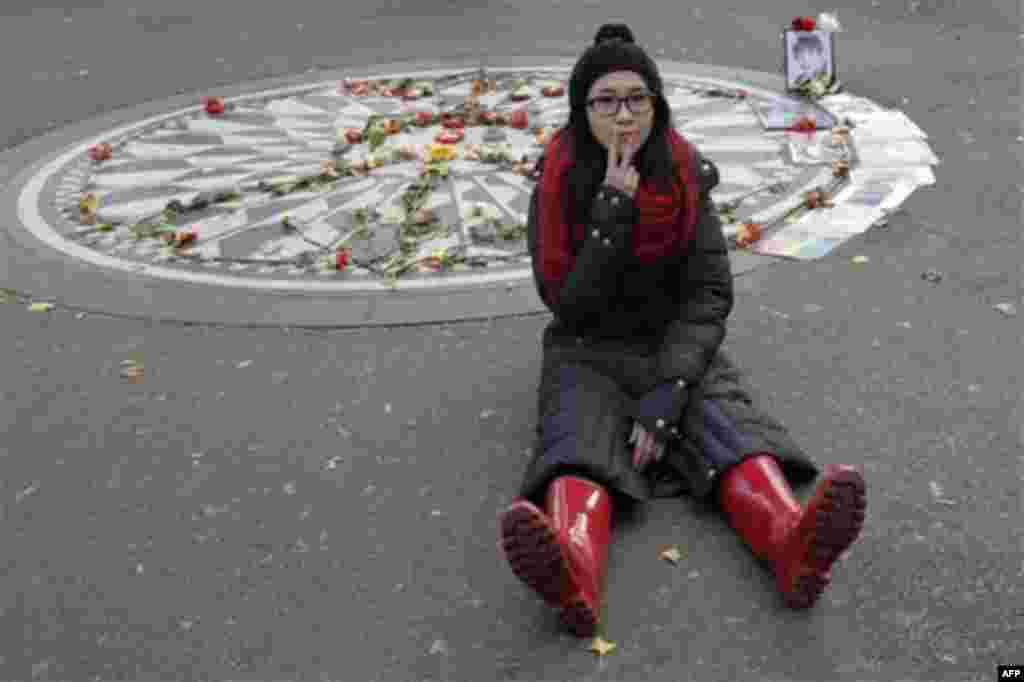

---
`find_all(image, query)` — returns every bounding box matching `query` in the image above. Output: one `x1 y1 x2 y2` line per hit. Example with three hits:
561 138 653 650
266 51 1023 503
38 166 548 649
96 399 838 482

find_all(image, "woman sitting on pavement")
498 22 867 638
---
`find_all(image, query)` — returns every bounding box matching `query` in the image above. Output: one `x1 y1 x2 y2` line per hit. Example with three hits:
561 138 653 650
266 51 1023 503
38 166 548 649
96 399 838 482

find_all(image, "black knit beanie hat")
568 23 664 113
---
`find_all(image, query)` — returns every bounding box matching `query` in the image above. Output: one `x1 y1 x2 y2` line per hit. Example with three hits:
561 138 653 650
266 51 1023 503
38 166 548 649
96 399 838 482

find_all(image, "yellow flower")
429 144 458 162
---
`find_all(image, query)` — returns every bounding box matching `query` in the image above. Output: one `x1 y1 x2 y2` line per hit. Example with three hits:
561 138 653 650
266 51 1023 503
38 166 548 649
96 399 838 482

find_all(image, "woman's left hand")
630 421 666 471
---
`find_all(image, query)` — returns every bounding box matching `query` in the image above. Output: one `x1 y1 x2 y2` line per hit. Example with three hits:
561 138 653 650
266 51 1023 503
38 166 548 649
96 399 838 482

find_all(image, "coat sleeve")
527 182 638 326
624 156 733 442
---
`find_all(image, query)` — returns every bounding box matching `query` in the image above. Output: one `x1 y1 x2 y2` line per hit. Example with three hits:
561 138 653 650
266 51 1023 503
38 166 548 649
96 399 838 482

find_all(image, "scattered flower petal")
993 302 1017 317
283 481 297 495
28 302 55 312
851 255 869 264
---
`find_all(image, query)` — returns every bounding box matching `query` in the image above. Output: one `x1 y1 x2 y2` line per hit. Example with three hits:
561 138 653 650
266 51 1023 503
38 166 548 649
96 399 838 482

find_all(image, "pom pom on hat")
594 23 635 46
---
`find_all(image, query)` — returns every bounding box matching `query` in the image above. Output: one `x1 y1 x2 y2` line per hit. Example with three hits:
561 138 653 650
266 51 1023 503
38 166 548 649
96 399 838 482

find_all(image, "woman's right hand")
630 421 665 471
603 136 640 198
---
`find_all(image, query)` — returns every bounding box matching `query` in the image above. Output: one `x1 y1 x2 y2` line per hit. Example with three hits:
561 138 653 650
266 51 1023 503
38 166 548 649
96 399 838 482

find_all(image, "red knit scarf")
538 127 702 306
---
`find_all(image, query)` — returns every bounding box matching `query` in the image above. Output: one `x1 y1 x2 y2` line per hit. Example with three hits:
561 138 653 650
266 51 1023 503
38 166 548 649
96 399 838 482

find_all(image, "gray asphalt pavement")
1 1 1021 681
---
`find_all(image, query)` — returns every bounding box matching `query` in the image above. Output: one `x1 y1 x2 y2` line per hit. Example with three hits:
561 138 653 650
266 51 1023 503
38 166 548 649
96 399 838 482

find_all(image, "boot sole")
499 501 572 608
782 468 867 609
499 502 600 637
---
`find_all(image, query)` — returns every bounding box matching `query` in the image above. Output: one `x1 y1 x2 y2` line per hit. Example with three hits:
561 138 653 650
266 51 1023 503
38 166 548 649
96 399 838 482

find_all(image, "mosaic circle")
35 66 855 290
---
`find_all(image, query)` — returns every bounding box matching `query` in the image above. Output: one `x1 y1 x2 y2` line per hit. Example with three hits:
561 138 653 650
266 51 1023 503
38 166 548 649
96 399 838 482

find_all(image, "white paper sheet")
787 131 846 165
792 203 886 239
850 110 928 141
849 166 936 188
836 176 921 212
819 93 888 125
855 139 940 167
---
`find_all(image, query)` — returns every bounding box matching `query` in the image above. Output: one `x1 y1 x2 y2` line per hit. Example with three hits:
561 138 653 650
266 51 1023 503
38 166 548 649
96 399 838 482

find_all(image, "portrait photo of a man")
784 30 836 91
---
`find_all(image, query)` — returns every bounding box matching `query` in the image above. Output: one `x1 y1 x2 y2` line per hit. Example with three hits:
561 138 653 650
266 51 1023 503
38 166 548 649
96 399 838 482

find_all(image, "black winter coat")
518 154 819 505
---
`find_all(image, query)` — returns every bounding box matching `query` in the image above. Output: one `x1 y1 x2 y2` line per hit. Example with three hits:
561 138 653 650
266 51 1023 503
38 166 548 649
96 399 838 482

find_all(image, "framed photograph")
783 30 836 91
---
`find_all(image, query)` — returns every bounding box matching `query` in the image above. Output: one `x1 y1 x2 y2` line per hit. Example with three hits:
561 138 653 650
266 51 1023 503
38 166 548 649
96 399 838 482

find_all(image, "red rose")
336 248 351 270
435 130 464 145
203 97 225 115
89 143 112 162
345 80 370 97
736 222 762 248
344 129 363 144
509 110 529 130
790 116 817 132
442 116 465 130
541 85 565 97
792 16 816 31
415 111 434 126
482 111 498 125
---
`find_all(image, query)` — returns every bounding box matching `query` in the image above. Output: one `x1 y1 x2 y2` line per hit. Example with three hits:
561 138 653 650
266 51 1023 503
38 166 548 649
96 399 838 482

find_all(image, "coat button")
671 427 679 435
602 238 611 246
576 337 584 346
656 419 665 428
592 229 600 238
611 196 620 206
676 379 686 388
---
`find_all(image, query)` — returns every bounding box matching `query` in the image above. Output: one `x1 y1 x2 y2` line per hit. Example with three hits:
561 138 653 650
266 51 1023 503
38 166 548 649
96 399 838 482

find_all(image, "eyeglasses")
586 92 655 116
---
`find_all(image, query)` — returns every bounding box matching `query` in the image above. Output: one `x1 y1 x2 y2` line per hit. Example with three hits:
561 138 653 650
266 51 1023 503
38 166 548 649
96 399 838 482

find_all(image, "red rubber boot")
718 455 866 609
498 476 612 637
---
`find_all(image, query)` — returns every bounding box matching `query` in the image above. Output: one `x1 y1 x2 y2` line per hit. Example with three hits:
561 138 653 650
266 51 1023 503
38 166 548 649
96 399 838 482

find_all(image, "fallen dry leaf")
851 255 870 264
28 302 55 312
120 359 145 382
660 546 685 565
589 636 617 657
993 302 1018 317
